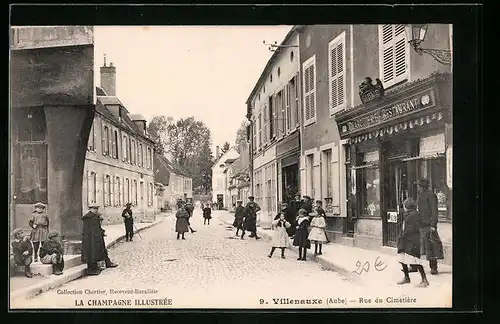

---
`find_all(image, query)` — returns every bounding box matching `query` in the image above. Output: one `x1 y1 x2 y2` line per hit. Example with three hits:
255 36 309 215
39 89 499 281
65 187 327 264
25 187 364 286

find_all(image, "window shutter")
394 24 407 79
381 24 394 85
101 123 106 155
103 175 107 206
108 129 112 157
86 171 91 205
309 64 315 120
329 36 346 113
304 66 311 121
330 45 338 110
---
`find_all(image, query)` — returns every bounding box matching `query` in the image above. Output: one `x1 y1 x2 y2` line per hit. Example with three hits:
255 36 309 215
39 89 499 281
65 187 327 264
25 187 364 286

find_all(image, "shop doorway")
382 161 407 247
217 194 223 210
281 163 299 204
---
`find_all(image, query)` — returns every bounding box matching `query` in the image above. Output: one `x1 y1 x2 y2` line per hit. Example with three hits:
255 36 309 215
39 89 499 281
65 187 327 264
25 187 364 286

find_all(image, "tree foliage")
148 116 214 194
234 120 248 154
220 141 231 155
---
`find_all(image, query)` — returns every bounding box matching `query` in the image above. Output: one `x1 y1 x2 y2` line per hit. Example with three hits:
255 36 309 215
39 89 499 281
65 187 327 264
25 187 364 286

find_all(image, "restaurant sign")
340 89 436 136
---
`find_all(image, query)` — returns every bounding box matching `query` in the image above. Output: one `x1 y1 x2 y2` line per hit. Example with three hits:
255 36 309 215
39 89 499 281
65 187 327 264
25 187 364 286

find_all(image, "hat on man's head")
12 228 24 238
248 196 255 200
280 203 288 210
48 230 60 239
414 178 430 188
237 200 243 203
88 203 100 209
298 208 307 216
315 200 323 205
403 198 418 210
125 202 132 207
34 202 46 209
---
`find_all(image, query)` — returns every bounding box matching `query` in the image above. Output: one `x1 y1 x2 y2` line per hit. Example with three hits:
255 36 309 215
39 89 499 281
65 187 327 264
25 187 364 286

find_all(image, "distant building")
153 153 193 209
211 146 239 209
82 59 157 225
225 156 251 212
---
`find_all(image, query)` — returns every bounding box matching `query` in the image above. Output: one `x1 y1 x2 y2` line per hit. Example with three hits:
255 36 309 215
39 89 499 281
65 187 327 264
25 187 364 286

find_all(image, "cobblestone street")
18 210 451 309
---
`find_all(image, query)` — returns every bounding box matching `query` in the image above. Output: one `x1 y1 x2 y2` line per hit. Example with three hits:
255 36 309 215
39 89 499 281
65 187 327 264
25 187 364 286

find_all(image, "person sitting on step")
11 228 33 278
39 230 65 276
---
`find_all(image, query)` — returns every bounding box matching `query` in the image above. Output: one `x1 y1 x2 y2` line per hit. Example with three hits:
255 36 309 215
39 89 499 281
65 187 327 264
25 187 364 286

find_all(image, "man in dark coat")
184 201 197 234
81 204 118 276
415 178 442 275
302 196 313 215
122 203 134 242
233 200 245 235
287 194 302 237
241 196 261 240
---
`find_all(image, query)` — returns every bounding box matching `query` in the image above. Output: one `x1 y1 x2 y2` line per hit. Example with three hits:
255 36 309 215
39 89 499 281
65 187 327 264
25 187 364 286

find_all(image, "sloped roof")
96 86 107 96
154 153 190 181
94 87 152 142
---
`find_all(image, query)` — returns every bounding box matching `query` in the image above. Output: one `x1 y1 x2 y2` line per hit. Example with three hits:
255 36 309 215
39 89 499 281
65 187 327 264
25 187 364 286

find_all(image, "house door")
382 161 407 247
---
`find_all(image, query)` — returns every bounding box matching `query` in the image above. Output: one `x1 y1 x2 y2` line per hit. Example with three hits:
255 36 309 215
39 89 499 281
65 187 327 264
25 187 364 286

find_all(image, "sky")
93 26 292 155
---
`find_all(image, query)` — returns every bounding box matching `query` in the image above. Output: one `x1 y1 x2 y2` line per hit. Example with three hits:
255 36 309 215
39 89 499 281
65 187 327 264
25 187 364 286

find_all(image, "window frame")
328 32 347 115
302 55 317 127
378 24 410 89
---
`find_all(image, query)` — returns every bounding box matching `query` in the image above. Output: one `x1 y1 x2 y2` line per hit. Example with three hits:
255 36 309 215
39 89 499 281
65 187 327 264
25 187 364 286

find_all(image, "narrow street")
20 209 450 309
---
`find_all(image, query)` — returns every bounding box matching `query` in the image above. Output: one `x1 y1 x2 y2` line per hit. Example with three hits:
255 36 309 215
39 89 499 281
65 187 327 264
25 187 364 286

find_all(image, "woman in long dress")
396 198 429 287
175 205 190 240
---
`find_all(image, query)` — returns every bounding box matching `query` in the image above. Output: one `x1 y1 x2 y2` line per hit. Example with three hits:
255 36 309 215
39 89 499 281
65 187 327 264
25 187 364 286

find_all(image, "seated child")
39 230 65 275
11 228 33 278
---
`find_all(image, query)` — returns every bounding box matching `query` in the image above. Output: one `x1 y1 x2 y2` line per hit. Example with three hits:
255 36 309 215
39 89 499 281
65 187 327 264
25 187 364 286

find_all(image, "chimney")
100 54 116 96
216 146 220 159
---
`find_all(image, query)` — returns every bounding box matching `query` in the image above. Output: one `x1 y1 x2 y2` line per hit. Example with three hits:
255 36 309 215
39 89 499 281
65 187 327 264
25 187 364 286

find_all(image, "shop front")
276 130 300 204
335 72 452 263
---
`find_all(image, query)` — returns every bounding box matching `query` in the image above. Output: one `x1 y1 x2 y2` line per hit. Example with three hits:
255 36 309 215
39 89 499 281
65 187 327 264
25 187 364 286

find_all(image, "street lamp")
405 24 452 65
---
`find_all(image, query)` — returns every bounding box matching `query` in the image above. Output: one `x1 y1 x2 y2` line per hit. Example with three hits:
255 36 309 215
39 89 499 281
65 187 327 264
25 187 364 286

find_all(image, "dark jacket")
203 206 212 220
175 208 190 233
417 189 439 228
302 200 313 215
288 200 302 218
185 203 194 217
11 239 33 264
396 210 422 258
39 238 64 258
232 205 244 227
292 217 311 248
122 208 133 222
81 211 107 264
242 203 259 232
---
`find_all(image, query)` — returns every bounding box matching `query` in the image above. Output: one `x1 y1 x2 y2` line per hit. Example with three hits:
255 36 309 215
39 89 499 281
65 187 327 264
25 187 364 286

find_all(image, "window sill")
357 215 381 220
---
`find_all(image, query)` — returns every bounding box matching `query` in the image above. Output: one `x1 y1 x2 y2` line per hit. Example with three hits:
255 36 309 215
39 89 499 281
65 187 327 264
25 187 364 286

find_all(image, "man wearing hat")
81 204 118 276
415 178 441 275
29 202 49 262
122 203 134 242
11 228 33 277
241 196 261 240
287 194 303 238
302 196 313 215
39 230 65 275
184 200 197 234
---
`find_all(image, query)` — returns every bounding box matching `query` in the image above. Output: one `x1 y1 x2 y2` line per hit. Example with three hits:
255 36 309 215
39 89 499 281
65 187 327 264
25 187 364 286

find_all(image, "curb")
223 219 362 283
10 217 167 303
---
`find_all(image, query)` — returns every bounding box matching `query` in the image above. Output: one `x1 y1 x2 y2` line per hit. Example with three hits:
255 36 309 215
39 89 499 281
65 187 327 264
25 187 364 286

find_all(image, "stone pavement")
221 211 452 296
12 210 452 309
9 213 169 304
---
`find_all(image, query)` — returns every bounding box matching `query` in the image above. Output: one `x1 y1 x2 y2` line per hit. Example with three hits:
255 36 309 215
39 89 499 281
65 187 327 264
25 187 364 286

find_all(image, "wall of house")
10 34 95 239
297 25 351 219
211 148 239 205
351 24 452 108
82 114 156 225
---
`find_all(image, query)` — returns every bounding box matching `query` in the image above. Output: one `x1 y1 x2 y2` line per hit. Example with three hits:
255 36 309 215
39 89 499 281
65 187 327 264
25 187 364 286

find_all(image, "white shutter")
329 33 346 114
108 128 112 157
379 24 408 88
86 171 91 205
304 66 311 121
103 175 107 206
309 64 315 120
101 123 106 155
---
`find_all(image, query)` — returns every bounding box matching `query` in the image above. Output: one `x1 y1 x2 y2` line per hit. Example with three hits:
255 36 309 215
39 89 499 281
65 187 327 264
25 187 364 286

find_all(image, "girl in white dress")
308 204 328 256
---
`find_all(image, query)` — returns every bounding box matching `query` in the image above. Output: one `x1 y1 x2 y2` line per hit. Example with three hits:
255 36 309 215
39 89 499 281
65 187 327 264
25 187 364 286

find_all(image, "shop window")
359 166 381 217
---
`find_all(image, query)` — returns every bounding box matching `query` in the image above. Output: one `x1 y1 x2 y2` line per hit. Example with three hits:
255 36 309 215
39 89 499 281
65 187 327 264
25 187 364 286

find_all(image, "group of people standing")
232 196 262 240
11 202 65 278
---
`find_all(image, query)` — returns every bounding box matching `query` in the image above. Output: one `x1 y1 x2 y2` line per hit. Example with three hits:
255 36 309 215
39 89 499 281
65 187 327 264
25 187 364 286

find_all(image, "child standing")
203 203 212 225
268 204 291 259
39 230 65 275
29 202 49 262
11 228 33 277
308 202 328 256
233 200 245 235
293 209 311 261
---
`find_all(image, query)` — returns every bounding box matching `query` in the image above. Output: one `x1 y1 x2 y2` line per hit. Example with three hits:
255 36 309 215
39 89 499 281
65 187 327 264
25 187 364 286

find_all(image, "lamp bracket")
409 40 451 65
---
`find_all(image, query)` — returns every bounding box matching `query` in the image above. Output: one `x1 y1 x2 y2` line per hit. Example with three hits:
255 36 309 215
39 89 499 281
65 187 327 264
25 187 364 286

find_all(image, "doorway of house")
282 163 299 204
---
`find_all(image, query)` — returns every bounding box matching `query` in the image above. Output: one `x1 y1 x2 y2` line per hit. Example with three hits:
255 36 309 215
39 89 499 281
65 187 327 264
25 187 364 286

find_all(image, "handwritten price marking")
353 256 387 275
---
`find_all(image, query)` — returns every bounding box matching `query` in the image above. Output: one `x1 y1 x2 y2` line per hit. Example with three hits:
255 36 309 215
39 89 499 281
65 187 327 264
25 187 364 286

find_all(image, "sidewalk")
10 213 170 302
217 211 452 289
